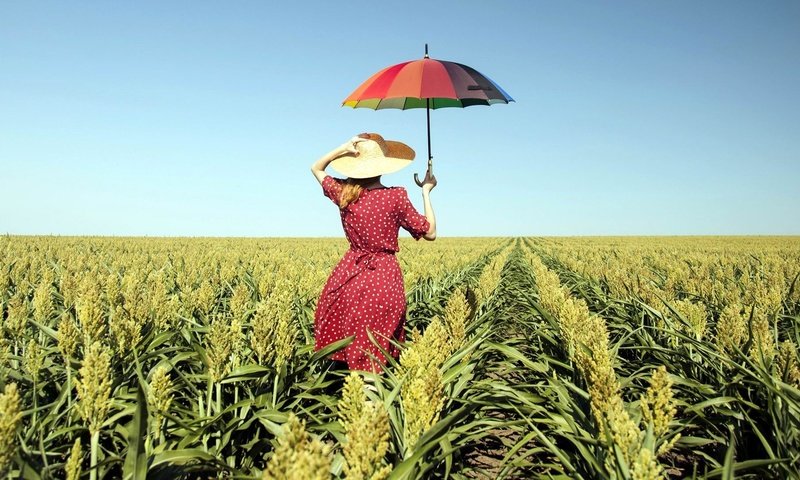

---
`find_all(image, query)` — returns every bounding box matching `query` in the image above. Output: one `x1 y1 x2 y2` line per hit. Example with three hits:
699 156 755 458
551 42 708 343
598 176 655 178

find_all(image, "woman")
310 133 437 373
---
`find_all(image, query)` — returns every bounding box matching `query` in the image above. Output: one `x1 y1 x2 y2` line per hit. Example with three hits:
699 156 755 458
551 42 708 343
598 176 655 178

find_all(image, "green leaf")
122 384 148 480
310 335 354 362
721 428 735 480
709 458 790 477
684 396 740 414
150 449 218 468
219 364 272 384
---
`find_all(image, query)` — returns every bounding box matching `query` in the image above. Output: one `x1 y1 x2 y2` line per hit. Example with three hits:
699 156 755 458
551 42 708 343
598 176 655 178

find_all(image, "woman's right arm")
420 170 437 241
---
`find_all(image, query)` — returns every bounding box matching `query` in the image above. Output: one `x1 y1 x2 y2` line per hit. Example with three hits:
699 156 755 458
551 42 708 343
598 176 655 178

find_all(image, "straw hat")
330 133 415 179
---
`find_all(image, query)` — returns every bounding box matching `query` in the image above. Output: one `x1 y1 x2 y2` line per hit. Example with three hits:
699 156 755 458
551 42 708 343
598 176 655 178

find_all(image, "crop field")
0 236 798 479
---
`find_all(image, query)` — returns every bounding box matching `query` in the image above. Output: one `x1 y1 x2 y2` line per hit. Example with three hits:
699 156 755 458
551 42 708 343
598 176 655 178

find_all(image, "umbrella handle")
413 161 433 187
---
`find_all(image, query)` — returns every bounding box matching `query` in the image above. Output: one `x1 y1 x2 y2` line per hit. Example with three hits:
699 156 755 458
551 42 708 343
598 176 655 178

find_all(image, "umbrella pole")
414 43 433 187
414 98 433 187
426 98 433 174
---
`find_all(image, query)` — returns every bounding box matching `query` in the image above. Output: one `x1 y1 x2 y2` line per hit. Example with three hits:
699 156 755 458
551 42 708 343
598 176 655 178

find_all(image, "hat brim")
329 140 415 179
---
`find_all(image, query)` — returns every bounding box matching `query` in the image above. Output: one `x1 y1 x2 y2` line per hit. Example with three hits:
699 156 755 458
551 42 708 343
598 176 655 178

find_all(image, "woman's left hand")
421 169 437 192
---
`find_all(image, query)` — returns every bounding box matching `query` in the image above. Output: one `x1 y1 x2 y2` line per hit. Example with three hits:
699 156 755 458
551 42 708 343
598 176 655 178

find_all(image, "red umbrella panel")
343 47 513 185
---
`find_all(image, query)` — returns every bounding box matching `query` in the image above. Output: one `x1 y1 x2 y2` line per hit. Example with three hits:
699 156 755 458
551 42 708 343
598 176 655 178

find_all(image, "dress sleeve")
396 188 431 240
322 175 344 206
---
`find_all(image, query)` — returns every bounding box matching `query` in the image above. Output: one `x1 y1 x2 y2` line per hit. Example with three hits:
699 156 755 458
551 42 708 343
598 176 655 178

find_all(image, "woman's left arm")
420 170 437 241
310 135 367 185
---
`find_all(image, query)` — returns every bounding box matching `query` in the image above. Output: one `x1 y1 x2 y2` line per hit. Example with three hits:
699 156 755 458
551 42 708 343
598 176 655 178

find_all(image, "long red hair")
339 177 379 209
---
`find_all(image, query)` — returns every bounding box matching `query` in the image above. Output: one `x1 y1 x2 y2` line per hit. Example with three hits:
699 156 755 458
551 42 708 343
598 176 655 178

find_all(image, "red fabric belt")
326 249 395 296
352 248 395 271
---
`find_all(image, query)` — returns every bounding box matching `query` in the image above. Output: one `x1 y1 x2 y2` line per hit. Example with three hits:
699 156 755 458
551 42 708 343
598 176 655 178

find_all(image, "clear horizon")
2 1 799 237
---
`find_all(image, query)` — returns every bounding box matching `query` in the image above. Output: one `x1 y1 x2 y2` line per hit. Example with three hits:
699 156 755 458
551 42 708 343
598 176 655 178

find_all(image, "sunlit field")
1 236 798 479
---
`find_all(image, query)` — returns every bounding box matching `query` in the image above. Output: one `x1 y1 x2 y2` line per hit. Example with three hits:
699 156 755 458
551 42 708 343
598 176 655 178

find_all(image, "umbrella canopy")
342 46 513 185
343 58 514 109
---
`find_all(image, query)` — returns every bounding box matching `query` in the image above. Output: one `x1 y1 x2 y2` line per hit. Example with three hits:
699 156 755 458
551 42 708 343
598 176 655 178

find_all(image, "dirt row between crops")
461 246 543 479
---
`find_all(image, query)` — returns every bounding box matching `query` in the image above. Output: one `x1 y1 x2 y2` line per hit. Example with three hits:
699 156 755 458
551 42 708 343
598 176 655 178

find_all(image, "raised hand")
421 169 437 192
341 134 371 156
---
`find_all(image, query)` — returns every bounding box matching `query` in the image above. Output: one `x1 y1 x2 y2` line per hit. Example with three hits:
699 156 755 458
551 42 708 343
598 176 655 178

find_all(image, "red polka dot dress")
314 175 431 372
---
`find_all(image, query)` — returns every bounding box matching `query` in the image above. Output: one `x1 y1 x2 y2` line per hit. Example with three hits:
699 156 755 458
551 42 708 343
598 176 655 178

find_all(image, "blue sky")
1 1 798 236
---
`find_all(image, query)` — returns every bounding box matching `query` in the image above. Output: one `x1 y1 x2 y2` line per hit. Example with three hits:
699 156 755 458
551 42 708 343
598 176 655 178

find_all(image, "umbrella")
343 45 514 185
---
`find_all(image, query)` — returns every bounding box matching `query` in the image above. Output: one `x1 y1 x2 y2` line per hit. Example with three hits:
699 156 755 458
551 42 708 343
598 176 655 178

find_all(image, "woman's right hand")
421 169 437 192
340 134 370 156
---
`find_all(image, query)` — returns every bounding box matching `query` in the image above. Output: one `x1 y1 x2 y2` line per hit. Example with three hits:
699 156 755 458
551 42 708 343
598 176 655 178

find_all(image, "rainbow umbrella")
343 45 513 185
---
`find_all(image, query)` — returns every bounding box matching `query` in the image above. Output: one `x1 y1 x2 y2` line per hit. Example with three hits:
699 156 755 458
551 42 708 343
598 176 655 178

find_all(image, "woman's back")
322 176 430 252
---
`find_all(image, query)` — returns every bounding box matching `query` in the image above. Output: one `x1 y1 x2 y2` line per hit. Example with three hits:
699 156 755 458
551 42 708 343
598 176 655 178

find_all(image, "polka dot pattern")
314 175 431 372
